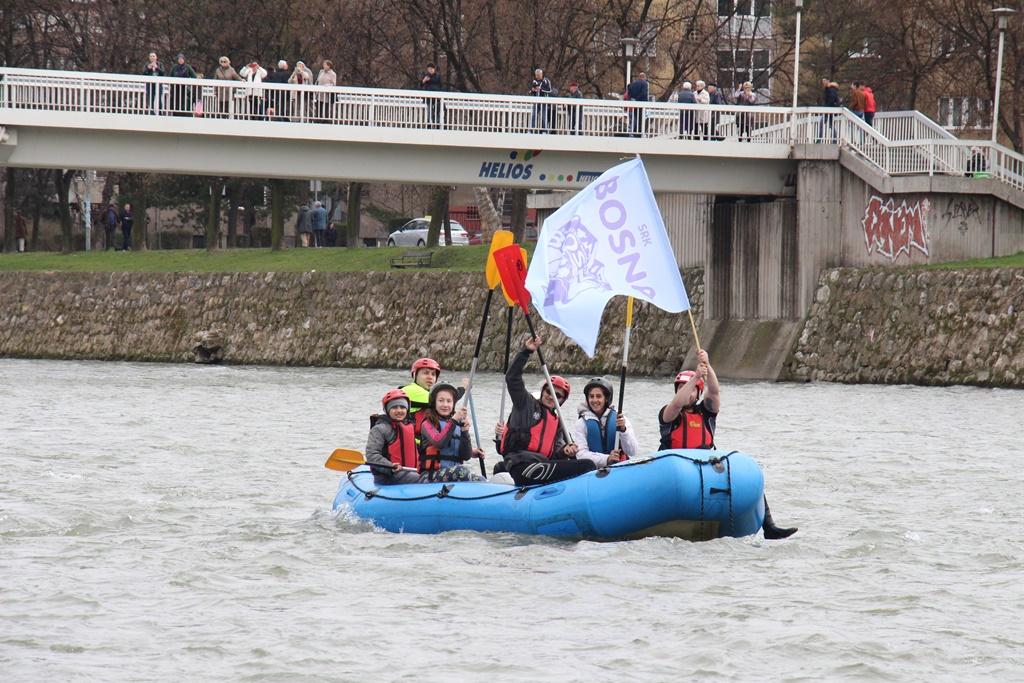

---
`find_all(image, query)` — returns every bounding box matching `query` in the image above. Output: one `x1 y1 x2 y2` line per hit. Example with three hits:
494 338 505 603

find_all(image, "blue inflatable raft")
332 449 766 541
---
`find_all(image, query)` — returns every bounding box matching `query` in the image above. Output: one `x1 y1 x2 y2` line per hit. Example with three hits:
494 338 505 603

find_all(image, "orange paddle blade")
493 244 531 311
324 448 366 472
485 230 515 289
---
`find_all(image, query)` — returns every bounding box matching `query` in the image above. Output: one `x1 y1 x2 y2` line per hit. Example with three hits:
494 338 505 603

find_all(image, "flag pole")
687 309 702 353
614 296 634 450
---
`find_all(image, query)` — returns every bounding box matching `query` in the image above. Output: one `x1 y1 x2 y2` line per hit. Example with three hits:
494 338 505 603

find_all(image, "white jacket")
694 88 711 123
573 408 639 467
239 64 267 97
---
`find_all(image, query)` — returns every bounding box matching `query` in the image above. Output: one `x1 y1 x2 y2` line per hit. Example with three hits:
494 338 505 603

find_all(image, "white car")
387 217 469 247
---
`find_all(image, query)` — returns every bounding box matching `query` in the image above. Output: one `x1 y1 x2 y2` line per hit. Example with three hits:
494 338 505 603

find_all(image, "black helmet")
428 382 459 409
582 377 614 404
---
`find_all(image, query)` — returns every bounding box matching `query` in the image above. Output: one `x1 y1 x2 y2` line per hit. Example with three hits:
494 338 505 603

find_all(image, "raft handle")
709 487 731 496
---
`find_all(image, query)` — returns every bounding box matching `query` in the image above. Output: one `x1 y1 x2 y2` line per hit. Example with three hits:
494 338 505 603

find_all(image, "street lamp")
790 0 804 143
620 37 638 89
990 7 1015 144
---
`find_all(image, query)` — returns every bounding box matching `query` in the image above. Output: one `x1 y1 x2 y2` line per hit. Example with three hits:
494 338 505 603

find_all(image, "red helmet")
410 357 441 378
548 375 571 400
674 370 705 392
381 388 410 411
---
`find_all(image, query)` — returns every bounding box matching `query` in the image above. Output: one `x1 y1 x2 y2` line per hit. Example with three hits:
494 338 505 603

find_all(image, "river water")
1 358 1021 681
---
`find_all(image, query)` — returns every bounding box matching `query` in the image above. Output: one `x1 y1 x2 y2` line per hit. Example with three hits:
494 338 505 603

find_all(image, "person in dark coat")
565 81 584 134
143 52 164 114
626 72 649 137
265 60 291 120
119 203 134 250
529 68 553 133
103 203 119 251
677 81 696 139
495 336 596 486
707 83 726 141
819 79 841 142
169 53 197 116
419 62 443 128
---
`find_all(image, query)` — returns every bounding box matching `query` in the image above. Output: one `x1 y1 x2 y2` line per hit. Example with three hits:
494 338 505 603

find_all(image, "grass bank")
923 251 1024 269
0 246 508 273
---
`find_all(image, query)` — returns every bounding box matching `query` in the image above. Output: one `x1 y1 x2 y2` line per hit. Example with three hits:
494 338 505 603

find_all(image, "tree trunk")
54 169 74 253
226 181 240 248
206 178 224 251
426 185 449 248
270 179 284 251
132 175 148 251
509 188 528 243
474 186 502 242
31 169 45 250
2 167 14 253
346 181 363 248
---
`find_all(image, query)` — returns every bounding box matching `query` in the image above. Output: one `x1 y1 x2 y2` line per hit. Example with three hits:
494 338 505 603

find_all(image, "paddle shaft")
497 304 513 426
522 312 574 445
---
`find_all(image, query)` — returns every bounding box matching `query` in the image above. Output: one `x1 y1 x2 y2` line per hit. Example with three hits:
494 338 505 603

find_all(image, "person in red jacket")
659 350 797 540
862 84 877 127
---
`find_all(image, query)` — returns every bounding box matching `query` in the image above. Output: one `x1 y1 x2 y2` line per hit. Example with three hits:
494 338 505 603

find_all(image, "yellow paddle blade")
485 230 515 290
324 448 366 472
500 246 529 306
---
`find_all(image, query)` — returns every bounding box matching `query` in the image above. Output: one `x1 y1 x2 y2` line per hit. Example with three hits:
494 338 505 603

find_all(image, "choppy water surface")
1 358 1021 681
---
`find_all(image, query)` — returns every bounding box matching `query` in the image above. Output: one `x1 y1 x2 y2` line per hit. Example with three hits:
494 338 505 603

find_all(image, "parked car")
387 217 469 247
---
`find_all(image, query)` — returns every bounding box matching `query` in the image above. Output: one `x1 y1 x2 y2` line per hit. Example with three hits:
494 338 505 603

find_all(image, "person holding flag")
660 350 797 540
572 377 639 467
496 336 597 485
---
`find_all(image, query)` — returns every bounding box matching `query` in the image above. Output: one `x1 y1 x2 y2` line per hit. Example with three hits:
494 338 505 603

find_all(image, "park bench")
389 250 433 269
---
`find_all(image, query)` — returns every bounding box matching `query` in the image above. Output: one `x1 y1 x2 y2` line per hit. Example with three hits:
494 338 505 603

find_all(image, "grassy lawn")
923 251 1024 270
0 245 512 273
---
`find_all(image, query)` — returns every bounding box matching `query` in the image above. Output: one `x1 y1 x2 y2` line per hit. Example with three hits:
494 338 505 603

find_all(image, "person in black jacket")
529 68 553 133
419 63 443 128
142 52 164 115
819 78 841 142
496 336 596 485
625 72 649 137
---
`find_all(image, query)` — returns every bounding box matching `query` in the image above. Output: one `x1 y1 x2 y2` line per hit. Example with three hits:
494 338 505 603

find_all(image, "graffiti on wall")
862 195 931 261
942 197 980 235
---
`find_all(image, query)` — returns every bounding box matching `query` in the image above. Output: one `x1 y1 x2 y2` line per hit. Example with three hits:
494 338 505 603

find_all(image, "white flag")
525 157 690 357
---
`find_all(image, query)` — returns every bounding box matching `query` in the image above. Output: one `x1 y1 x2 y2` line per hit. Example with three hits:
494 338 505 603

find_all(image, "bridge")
1 67 1022 198
2 67 1024 379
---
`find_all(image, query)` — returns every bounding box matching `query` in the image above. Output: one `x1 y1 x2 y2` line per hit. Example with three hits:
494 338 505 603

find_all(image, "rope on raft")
346 451 740 505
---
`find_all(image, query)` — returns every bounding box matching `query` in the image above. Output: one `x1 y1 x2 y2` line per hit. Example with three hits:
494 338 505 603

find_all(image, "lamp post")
620 37 638 90
790 0 804 143
990 7 1015 144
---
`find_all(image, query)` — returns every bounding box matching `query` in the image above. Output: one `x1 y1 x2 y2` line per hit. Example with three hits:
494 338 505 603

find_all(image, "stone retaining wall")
785 268 1023 387
0 270 704 377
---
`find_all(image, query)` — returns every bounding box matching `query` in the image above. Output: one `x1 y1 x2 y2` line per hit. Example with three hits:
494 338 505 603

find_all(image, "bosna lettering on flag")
524 157 690 357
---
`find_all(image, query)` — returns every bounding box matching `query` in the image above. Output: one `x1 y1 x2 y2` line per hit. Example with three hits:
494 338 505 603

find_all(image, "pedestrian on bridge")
565 81 583 134
315 60 337 122
213 57 243 118
735 81 757 142
419 63 444 129
676 81 696 139
169 53 198 116
529 68 553 133
626 72 649 137
239 60 268 120
266 61 291 120
289 61 314 121
142 52 164 115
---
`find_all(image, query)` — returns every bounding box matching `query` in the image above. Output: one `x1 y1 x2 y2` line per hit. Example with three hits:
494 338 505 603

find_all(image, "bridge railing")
873 111 957 142
0 66 797 143
2 67 1023 194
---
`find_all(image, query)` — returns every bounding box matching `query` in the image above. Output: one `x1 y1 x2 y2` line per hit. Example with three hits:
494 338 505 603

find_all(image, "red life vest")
666 408 714 450
501 408 559 458
386 419 419 469
418 418 459 473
